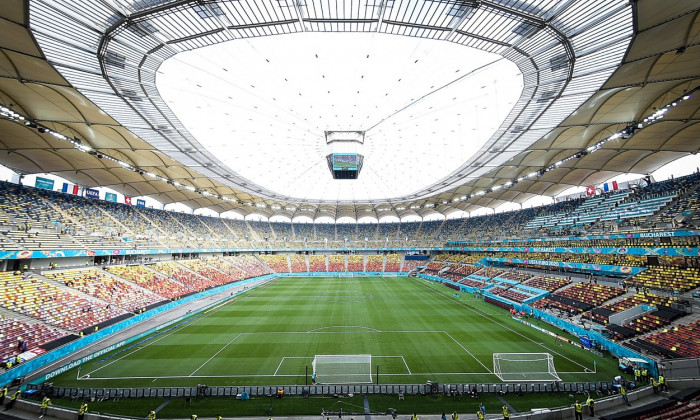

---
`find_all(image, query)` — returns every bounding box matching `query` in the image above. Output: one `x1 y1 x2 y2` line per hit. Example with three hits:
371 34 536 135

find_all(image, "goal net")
493 353 560 382
312 354 372 384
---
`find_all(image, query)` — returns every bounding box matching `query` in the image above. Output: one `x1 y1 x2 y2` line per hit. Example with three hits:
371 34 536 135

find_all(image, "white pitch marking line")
401 356 412 375
189 333 242 377
80 283 266 379
416 278 591 371
273 357 286 376
442 331 493 373
77 371 501 381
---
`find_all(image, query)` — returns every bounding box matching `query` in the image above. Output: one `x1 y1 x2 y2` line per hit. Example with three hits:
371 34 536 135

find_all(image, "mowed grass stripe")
57 276 613 387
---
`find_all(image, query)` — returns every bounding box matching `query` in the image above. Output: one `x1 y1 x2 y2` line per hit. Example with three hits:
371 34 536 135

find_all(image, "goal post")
312 354 372 384
493 353 560 382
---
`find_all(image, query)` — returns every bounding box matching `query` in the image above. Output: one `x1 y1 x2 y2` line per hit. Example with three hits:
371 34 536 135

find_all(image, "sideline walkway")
0 385 675 420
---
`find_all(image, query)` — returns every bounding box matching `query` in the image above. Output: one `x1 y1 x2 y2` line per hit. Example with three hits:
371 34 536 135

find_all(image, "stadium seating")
490 286 531 303
151 261 218 291
400 259 425 273
626 266 700 292
458 277 488 288
44 268 162 312
629 320 700 358
476 267 505 279
365 255 384 271
203 256 248 280
422 262 447 274
327 255 345 271
308 255 326 272
1 176 700 249
0 272 126 331
176 259 242 287
225 255 271 278
258 254 290 273
496 270 533 282
522 276 570 292
532 282 625 315
385 254 401 271
0 316 65 363
637 393 700 419
270 222 293 243
347 255 364 271
105 265 190 299
584 292 678 326
289 254 308 272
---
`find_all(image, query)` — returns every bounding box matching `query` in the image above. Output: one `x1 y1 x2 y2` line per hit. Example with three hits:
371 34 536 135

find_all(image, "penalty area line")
189 333 243 377
416 279 590 372
442 331 493 374
274 356 312 376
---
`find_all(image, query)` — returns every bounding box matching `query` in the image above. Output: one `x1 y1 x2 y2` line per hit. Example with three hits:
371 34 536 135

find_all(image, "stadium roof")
0 0 698 221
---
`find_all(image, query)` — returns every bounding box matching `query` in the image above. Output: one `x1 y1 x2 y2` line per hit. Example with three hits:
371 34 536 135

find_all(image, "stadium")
0 0 699 419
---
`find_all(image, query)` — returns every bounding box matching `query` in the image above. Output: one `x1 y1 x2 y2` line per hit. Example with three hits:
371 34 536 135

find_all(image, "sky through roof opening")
157 32 522 202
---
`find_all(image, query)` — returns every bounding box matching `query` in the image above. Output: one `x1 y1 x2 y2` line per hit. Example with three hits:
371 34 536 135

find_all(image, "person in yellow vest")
586 395 595 417
451 411 458 420
651 377 659 394
0 385 7 405
411 413 418 420
574 400 583 420
39 396 52 418
659 374 667 392
191 415 197 420
3 389 20 411
620 385 630 406
641 367 648 383
502 405 510 420
633 367 641 382
215 414 222 420
476 410 484 420
78 401 88 420
147 410 156 420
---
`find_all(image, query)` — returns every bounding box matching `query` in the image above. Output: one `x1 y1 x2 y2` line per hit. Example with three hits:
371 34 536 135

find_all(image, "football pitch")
50 276 618 388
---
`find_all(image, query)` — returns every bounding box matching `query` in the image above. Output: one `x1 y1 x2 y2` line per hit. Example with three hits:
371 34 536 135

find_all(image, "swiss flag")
586 186 595 196
124 196 132 205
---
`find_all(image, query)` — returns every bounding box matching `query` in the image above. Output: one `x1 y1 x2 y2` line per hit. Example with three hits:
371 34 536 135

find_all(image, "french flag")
62 183 79 195
603 180 618 192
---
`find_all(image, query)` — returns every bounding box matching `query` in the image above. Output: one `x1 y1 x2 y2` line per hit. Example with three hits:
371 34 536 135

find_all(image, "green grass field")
49 276 620 388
